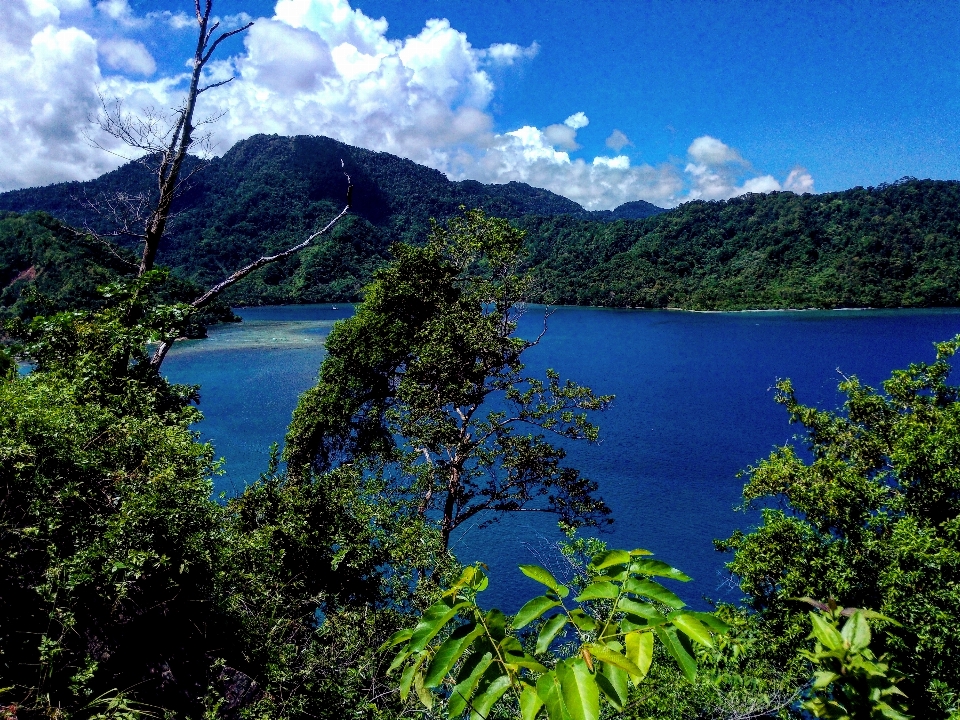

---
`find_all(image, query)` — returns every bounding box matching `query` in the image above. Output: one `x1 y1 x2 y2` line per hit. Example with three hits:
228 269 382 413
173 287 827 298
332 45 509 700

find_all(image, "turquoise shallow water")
163 305 960 610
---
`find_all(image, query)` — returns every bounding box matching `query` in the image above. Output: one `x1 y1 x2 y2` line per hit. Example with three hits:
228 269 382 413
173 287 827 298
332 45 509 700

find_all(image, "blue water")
163 305 960 611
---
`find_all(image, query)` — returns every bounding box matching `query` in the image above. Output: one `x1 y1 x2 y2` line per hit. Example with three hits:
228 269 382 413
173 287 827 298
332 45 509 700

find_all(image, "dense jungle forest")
3 134 959 317
2 2 959 716
3 205 960 720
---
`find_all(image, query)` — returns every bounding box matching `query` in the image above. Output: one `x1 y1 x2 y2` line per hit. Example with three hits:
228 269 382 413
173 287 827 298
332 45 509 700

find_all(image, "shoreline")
230 302 960 315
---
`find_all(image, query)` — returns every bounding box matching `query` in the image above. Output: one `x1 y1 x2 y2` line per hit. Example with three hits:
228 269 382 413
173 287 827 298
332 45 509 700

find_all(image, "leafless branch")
150 171 353 369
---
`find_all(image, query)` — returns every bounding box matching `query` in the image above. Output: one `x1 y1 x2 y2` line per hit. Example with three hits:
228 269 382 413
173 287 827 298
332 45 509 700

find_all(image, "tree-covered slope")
524 178 960 309
0 134 664 305
2 134 959 310
0 211 235 332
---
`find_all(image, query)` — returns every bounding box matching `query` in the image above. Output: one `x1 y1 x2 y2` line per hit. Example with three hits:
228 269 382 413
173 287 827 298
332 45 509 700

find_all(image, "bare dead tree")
93 1 252 277
149 178 352 369
84 0 355 369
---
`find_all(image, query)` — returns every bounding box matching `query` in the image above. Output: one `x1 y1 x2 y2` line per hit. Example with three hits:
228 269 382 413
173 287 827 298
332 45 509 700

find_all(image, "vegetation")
717 336 960 718
387 549 729 720
3 133 960 311
1 270 446 719
5 156 960 717
800 601 910 720
285 209 612 549
0 211 235 335
523 178 960 309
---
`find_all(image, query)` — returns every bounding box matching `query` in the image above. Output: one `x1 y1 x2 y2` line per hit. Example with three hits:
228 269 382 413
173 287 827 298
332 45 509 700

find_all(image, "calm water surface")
163 305 960 610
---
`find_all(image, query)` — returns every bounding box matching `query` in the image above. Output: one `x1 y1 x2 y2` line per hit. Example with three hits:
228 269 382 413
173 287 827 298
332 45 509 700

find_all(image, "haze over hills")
1 133 960 312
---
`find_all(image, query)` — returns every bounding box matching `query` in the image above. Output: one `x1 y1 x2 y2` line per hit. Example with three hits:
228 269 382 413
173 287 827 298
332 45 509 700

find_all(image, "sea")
162 305 960 611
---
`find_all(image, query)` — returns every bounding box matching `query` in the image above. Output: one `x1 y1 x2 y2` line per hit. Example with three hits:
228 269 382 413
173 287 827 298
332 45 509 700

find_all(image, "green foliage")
800 601 910 720
0 210 236 334
4 137 960 310
388 549 729 720
524 178 960 309
0 282 221 717
719 336 960 718
1 273 453 719
285 208 612 548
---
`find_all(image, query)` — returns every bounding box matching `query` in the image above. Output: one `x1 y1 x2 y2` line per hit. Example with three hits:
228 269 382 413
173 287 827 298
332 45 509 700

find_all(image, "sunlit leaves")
801 609 911 720
389 549 727 719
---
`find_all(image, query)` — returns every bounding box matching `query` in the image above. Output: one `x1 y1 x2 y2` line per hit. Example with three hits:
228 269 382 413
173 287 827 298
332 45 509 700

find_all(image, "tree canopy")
718 337 960 718
286 209 613 548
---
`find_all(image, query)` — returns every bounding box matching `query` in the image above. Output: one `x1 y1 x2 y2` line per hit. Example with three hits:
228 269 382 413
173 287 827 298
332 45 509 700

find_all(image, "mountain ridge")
2 134 960 311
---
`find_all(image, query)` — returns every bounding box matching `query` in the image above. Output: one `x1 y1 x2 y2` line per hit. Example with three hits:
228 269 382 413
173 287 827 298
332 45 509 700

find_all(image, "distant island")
2 133 959 317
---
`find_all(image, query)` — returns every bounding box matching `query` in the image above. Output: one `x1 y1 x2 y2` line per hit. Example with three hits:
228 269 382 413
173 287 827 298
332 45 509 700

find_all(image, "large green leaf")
399 651 429 702
388 647 412 674
568 609 598 633
414 669 434 710
409 601 468 652
617 597 667 625
381 627 413 650
841 611 871 652
624 578 685 608
424 623 484 688
520 682 545 720
589 550 631 569
624 630 654 679
596 663 628 711
655 625 697 682
629 559 691 582
670 613 715 647
449 651 494 718
574 581 619 602
470 675 512 720
557 658 599 720
584 643 645 678
687 611 731 633
537 613 569 654
536 671 567 720
809 612 844 651
484 608 507 641
519 565 570 597
515 596 560 629
501 637 548 673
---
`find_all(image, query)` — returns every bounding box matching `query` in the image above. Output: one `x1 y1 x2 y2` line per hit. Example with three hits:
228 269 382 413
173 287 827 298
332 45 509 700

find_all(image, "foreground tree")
1 277 442 720
285 209 613 549
719 337 960 718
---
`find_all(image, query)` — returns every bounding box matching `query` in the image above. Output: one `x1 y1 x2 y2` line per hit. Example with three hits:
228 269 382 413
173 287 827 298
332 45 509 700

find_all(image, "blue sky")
2 0 958 208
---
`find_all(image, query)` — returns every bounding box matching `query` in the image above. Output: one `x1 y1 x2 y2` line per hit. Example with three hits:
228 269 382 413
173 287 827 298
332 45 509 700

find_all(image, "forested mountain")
0 211 235 333
0 134 664 306
1 133 959 310
523 178 960 309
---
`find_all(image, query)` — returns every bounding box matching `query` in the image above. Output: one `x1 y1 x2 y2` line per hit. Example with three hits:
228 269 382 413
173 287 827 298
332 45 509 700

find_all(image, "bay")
163 305 960 610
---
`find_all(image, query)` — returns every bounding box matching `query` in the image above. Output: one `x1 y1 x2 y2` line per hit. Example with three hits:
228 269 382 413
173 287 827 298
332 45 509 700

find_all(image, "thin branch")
188 203 350 310
198 77 235 94
202 23 254 65
150 178 352 369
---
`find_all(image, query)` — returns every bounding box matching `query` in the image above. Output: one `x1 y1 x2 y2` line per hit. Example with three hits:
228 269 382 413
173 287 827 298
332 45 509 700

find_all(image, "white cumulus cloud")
687 135 745 166
784 166 815 194
482 41 539 66
0 0 815 209
99 37 155 75
605 129 632 152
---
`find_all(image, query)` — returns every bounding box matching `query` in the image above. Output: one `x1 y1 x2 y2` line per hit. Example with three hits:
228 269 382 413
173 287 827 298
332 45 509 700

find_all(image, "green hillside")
523 178 960 309
0 135 663 307
1 134 959 310
0 211 235 334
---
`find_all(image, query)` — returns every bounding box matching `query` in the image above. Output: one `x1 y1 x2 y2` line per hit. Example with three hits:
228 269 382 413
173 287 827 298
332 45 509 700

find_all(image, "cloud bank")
0 0 815 209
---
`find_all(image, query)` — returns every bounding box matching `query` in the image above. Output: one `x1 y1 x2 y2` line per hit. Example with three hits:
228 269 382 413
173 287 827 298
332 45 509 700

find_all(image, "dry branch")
149 175 353 369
